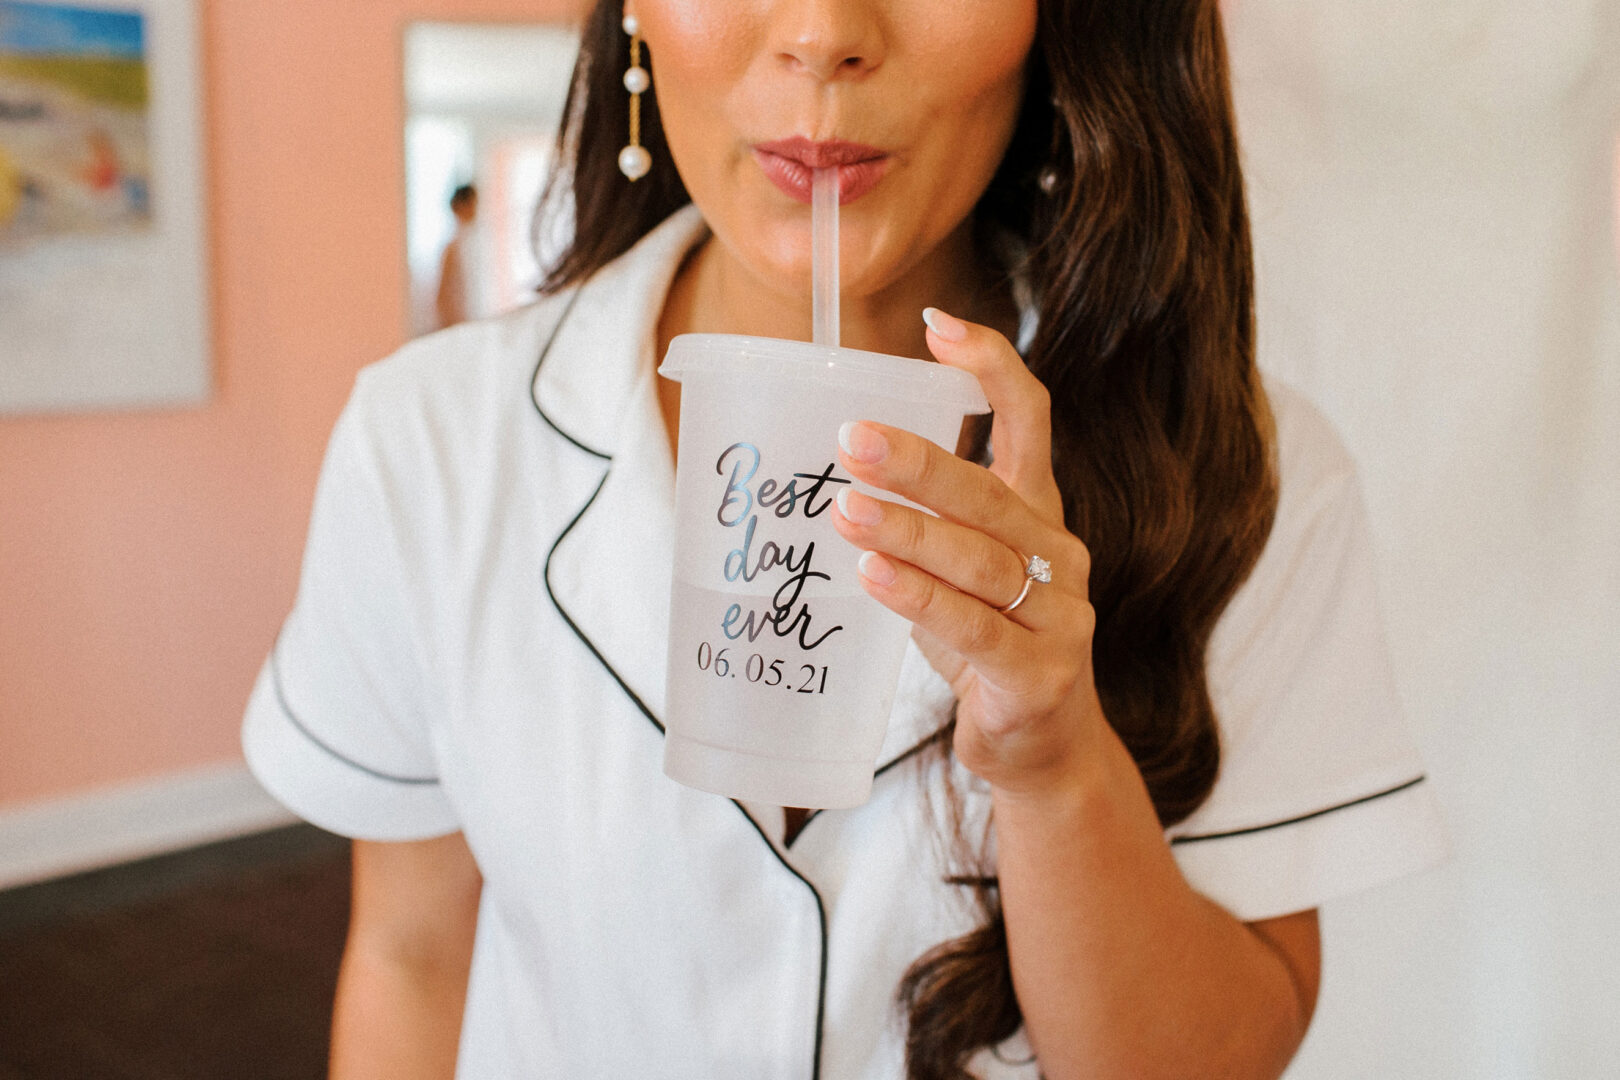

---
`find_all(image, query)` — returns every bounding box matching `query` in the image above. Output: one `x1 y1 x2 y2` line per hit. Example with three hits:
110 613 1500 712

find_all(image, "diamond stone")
1027 555 1052 584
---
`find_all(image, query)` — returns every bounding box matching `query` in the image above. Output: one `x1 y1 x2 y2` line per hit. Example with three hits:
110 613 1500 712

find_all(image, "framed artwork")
0 0 208 416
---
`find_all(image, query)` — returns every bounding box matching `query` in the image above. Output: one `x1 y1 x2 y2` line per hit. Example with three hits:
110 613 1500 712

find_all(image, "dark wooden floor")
0 825 351 1080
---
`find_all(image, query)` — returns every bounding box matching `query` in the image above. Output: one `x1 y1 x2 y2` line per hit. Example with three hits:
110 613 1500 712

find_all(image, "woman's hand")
830 307 1107 797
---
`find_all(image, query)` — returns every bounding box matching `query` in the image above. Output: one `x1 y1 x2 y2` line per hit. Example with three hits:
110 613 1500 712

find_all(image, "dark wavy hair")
539 2 1276 1076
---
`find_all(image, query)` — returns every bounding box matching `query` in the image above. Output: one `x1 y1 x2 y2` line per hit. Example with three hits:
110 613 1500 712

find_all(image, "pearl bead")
621 13 639 36
618 144 652 181
622 65 650 95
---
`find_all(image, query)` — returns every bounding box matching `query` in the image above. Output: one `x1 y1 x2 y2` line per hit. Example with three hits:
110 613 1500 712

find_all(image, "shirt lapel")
533 207 708 726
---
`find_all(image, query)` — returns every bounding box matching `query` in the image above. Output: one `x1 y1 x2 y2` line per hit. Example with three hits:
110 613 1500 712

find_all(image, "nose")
771 0 885 82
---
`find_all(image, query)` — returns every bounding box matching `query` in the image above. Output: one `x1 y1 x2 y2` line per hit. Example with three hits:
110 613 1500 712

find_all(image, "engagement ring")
998 554 1052 614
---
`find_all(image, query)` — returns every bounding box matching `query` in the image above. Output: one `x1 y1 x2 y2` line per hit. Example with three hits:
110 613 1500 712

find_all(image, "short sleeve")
1167 385 1447 921
242 377 458 841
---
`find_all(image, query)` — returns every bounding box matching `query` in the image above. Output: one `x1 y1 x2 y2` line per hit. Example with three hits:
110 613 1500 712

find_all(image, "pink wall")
0 0 582 809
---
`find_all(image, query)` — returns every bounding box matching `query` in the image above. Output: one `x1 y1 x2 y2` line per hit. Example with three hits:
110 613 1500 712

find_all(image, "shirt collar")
531 204 711 459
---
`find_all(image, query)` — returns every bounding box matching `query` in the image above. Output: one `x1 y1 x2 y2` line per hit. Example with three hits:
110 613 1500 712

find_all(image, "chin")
733 229 813 303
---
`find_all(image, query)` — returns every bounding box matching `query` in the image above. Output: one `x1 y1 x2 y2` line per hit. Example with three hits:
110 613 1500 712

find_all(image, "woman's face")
633 0 1038 303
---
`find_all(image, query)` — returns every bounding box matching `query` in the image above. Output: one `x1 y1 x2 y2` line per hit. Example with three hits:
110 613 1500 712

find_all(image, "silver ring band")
998 553 1051 614
998 576 1034 614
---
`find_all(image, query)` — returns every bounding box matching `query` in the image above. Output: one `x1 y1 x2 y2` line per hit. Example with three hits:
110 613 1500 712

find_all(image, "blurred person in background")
434 183 487 328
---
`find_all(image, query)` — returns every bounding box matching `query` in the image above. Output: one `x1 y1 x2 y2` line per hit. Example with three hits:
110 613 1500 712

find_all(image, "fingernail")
858 550 897 586
922 307 968 342
836 486 883 526
838 421 888 464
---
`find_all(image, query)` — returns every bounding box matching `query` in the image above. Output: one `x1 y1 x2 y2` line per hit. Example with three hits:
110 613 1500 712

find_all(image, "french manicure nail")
836 486 883 526
838 421 889 464
858 550 897 586
922 306 968 342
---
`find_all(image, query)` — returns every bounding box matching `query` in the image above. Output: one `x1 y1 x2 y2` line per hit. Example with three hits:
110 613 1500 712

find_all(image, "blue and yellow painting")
0 1 149 245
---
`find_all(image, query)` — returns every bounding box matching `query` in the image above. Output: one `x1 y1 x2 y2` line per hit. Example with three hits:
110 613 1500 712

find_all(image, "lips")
752 137 891 205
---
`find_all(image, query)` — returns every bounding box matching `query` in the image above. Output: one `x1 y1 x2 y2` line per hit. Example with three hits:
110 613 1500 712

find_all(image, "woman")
243 2 1446 1077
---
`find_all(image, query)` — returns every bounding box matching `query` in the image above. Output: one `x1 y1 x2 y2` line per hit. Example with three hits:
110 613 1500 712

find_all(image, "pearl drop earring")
618 13 652 181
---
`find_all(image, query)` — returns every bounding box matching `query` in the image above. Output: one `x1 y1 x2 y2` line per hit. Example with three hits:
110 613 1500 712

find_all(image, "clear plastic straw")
812 167 840 347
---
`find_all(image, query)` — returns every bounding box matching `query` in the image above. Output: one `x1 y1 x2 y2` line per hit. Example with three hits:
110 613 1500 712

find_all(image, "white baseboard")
0 762 299 891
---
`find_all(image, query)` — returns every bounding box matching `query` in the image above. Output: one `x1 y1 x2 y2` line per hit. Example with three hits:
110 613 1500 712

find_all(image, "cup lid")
660 333 991 415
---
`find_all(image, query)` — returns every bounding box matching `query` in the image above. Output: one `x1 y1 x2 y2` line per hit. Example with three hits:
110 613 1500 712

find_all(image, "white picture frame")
0 0 209 416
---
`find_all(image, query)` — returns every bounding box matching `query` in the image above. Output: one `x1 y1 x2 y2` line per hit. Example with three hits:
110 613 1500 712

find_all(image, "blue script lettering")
712 442 851 651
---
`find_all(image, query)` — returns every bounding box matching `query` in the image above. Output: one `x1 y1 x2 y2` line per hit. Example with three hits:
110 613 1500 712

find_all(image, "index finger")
922 307 1062 524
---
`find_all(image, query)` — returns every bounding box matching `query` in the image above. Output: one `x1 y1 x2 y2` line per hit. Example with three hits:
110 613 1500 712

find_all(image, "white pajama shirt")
243 205 1447 1078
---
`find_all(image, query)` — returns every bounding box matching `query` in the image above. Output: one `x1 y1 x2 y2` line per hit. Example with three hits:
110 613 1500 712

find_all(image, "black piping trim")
1168 775 1427 846
528 288 599 458
267 634 441 786
531 291 827 1080
727 803 831 1080
542 469 662 731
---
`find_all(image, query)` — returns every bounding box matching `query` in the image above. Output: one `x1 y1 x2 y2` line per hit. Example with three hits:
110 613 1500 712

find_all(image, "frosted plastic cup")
658 334 990 808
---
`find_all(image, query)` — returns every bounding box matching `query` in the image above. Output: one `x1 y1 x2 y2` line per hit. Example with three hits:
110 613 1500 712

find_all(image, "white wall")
1224 2 1620 1077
